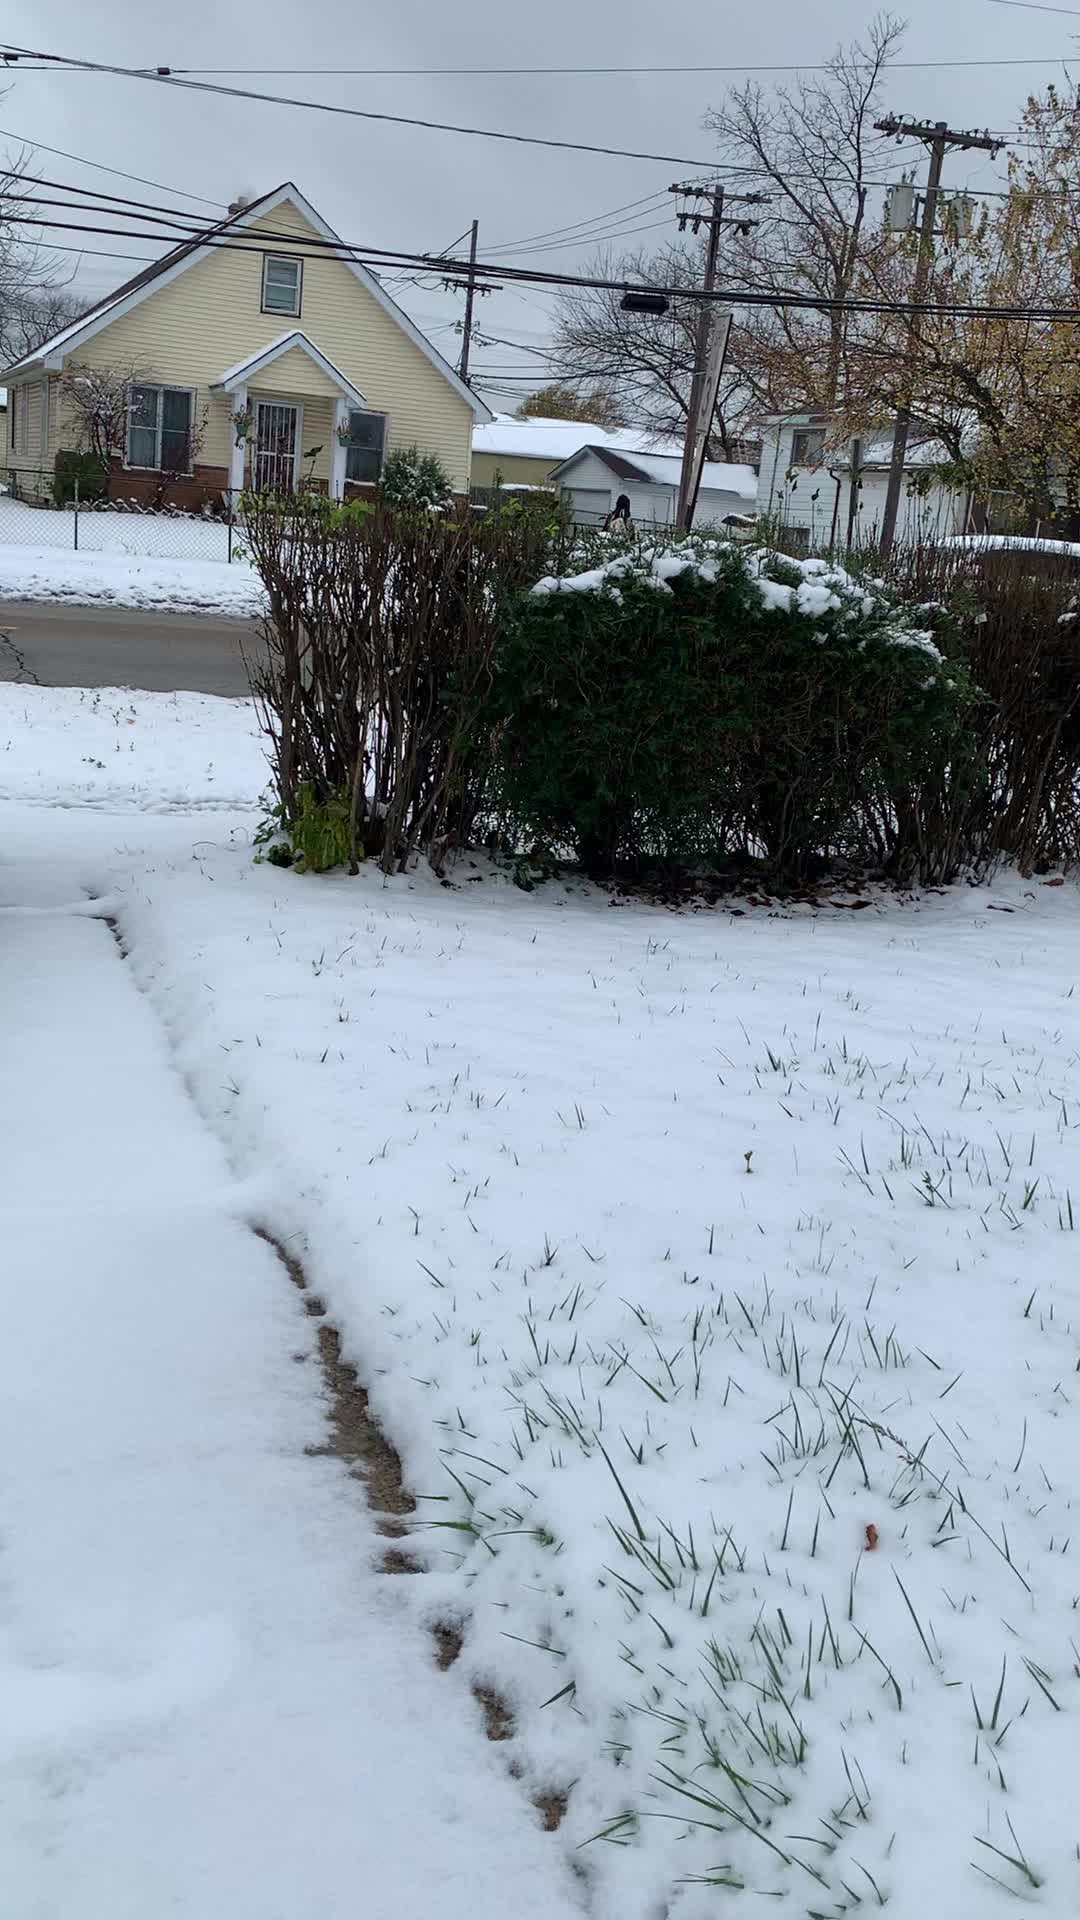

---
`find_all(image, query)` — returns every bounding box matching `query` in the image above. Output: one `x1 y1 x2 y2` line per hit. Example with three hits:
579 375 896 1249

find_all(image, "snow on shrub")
492 538 977 882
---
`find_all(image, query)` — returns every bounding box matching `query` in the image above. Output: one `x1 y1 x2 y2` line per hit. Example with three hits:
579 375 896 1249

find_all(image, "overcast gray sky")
2 0 1077 405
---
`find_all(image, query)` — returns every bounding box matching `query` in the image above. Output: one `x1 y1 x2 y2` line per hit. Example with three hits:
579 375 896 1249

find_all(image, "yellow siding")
26 380 43 459
56 197 475 489
471 450 559 489
253 343 340 399
7 378 51 493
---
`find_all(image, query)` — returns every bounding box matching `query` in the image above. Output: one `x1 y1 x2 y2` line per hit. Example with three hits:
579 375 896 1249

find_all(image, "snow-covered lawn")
0 685 267 811
0 493 232 561
0 540 264 615
4 683 1080 1918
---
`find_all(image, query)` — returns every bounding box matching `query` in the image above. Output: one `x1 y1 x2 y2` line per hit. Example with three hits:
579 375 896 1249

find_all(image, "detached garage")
549 444 758 530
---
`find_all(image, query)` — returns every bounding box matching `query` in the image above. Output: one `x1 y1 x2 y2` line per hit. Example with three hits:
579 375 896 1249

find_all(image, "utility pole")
457 219 479 385
440 222 496 387
672 182 766 532
875 117 1001 555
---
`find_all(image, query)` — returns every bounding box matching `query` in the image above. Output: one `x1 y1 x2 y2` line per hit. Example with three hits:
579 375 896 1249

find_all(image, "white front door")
253 401 299 492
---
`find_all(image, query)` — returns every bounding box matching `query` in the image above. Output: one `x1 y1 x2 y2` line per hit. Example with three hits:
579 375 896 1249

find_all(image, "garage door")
562 486 611 526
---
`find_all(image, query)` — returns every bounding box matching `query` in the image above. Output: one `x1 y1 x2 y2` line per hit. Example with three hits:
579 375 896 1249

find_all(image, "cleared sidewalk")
0 877 577 1920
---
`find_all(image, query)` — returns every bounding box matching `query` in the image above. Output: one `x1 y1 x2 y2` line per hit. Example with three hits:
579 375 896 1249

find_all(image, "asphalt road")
0 600 267 697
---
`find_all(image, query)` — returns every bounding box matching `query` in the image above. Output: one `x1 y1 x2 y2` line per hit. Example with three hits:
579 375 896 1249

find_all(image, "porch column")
228 385 247 497
331 395 349 500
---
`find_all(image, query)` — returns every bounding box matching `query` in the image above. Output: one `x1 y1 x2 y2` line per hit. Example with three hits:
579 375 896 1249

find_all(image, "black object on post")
620 290 669 316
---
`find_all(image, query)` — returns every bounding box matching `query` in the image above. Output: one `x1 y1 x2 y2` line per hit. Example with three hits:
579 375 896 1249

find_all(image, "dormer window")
262 255 302 317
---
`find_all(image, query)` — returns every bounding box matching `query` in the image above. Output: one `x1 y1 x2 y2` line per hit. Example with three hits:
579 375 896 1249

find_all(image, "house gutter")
828 466 844 549
766 426 784 520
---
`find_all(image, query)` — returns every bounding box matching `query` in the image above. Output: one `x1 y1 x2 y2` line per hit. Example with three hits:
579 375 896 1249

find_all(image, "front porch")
215 332 368 501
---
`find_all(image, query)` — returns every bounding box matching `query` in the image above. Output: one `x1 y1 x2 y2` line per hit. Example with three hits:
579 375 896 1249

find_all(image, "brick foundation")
103 460 230 513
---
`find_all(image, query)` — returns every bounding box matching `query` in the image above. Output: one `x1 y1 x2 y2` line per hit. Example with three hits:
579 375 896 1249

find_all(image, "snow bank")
0 542 264 615
0 685 268 811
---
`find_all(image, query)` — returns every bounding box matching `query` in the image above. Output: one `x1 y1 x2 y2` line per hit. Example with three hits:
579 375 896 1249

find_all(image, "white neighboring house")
549 444 759 529
469 414 690 491
757 414 970 548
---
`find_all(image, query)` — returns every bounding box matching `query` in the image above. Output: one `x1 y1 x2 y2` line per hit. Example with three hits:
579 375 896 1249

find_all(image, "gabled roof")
2 183 493 421
214 330 366 408
550 443 758 500
573 446 648 482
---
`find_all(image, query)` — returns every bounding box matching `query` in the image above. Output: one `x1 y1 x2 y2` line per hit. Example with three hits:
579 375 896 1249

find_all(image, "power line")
0 122 223 206
16 159 1024 280
489 190 673 253
0 116 1031 259
0 42 728 167
7 53 1079 74
30 240 157 263
11 41 1061 174
5 182 697 269
15 182 231 237
986 0 1080 15
497 217 684 258
8 203 1080 323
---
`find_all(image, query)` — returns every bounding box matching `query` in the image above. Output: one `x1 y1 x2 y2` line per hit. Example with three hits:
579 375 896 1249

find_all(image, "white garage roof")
472 415 685 462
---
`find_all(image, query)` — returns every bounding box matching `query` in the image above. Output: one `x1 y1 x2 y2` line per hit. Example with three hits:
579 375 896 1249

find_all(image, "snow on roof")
549 441 759 501
472 415 685 462
621 450 758 499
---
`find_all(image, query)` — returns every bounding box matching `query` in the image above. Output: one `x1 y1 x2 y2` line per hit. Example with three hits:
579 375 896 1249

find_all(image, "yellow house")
2 183 491 507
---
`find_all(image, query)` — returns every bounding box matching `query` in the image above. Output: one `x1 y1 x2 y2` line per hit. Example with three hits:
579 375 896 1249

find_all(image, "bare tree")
515 382 625 427
1 287 85 365
60 362 153 470
0 142 84 365
552 241 734 450
552 15 907 449
706 12 906 415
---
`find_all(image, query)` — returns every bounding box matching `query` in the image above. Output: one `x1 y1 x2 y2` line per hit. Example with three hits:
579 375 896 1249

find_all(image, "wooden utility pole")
458 219 479 384
672 183 766 532
875 116 1001 556
675 187 724 532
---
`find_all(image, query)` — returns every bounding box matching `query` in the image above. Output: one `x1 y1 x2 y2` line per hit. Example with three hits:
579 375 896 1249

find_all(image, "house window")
127 384 195 472
9 387 17 452
345 410 386 484
262 254 302 317
791 427 826 468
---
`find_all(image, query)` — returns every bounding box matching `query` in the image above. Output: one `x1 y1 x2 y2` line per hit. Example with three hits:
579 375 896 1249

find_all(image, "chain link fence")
0 484 241 564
